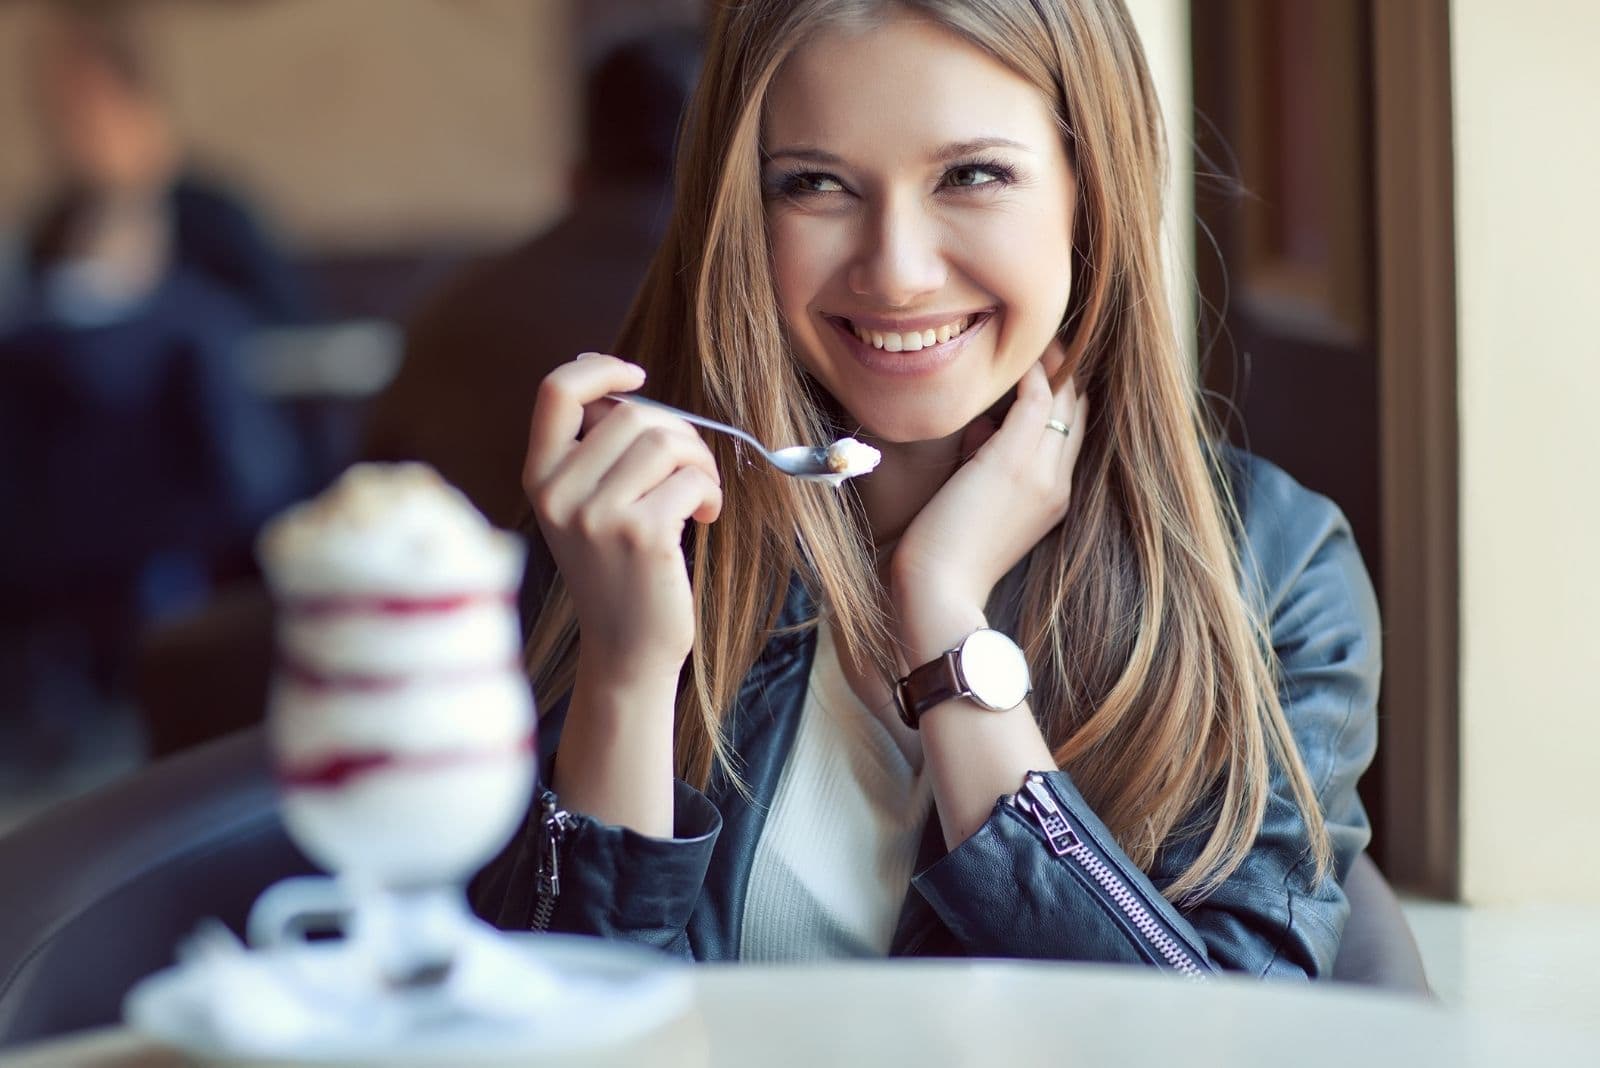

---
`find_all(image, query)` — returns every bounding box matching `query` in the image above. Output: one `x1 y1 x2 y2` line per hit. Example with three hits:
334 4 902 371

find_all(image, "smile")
822 310 993 378
845 314 979 352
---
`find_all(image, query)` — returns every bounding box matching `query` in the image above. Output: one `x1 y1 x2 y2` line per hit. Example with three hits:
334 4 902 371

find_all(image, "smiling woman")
477 0 1381 979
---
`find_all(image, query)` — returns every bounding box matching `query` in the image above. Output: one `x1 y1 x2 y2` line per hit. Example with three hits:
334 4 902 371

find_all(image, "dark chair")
0 729 315 1048
0 728 1431 1049
1335 851 1433 993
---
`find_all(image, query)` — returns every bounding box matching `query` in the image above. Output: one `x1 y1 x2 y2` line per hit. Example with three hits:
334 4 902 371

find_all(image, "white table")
1 961 1593 1067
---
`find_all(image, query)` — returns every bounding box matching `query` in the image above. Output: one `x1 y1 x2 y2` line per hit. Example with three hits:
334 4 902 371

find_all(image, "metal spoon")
608 393 878 485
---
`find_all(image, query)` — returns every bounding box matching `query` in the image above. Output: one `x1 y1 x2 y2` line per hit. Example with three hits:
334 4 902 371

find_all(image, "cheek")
768 216 836 324
964 215 1074 341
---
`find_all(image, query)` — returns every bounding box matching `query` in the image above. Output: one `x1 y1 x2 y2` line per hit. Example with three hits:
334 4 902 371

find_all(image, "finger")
524 354 646 491
579 395 624 437
1040 337 1070 383
586 425 722 516
978 358 1054 466
638 465 724 529
1042 336 1076 409
538 402 709 522
1061 388 1091 473
1042 372 1083 460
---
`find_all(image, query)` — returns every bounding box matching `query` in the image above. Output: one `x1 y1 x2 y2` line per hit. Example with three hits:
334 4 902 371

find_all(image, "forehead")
763 14 1058 157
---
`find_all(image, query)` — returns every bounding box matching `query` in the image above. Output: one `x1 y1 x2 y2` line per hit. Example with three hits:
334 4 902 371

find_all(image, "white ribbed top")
739 622 932 961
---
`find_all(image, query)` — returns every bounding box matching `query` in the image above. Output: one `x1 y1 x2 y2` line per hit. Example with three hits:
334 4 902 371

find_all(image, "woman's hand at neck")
879 343 1086 666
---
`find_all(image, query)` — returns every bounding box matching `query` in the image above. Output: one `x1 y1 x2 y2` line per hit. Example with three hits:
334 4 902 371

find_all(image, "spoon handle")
608 393 773 459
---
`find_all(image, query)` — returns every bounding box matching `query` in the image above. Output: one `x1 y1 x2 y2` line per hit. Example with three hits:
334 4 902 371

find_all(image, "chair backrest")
1331 850 1433 994
0 728 314 1049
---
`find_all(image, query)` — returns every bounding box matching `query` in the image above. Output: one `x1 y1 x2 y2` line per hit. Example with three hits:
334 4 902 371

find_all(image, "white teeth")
848 315 975 351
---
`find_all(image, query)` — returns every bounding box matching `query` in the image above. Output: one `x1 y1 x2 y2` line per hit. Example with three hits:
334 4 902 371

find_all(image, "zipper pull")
1017 771 1081 856
537 789 572 899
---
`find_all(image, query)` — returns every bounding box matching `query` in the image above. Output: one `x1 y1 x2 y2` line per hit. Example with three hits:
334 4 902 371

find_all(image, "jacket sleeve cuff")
548 778 721 951
911 770 1213 968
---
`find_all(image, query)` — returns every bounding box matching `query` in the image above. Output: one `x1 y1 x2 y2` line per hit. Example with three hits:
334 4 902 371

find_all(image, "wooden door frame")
1371 0 1460 899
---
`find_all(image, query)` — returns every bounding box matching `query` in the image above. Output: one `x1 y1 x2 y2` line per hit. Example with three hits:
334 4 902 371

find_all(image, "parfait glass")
253 464 536 990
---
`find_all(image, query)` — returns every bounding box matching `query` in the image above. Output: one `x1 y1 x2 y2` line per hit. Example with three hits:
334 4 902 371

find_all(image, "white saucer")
124 932 693 1067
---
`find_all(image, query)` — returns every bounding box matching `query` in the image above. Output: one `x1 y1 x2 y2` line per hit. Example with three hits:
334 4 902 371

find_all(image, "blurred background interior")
0 0 1595 1040
0 0 700 784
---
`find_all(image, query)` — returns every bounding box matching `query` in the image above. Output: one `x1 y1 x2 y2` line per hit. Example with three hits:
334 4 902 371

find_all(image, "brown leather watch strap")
895 649 964 729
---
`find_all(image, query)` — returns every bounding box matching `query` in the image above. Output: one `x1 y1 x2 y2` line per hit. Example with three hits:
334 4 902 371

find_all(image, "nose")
846 194 948 307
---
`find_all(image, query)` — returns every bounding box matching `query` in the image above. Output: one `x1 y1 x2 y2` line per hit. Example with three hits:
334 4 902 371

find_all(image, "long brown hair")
525 0 1331 905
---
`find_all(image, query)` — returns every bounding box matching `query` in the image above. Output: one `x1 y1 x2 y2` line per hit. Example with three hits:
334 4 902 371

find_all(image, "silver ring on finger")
1045 418 1072 438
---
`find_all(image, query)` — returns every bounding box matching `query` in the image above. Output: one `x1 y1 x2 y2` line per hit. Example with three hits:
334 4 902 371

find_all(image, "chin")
841 398 981 445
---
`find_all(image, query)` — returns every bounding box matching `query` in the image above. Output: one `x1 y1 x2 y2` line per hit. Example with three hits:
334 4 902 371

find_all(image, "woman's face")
762 13 1077 443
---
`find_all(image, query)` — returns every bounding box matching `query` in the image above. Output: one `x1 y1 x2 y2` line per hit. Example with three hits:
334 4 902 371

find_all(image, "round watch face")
956 629 1031 711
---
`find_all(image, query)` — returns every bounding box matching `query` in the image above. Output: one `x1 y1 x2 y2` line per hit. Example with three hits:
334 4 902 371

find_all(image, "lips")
823 311 992 378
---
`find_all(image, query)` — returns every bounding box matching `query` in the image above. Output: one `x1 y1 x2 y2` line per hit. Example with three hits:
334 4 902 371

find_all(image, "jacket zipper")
1012 772 1210 978
530 789 575 932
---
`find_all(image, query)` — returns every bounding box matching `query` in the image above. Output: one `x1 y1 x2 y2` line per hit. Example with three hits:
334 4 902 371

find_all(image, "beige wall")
0 0 576 252
0 4 47 215
1453 0 1600 904
1125 0 1195 364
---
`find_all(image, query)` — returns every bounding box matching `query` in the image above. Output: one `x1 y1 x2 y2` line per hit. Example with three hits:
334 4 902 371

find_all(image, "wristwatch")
894 629 1032 729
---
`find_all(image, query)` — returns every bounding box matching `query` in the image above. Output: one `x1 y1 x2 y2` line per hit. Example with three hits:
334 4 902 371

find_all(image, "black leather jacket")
472 450 1379 978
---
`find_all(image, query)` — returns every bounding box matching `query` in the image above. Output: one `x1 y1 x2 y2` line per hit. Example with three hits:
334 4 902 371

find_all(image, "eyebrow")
763 136 1031 166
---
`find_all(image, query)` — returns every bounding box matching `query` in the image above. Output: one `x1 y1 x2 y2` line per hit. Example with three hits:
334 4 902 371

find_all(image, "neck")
856 430 965 554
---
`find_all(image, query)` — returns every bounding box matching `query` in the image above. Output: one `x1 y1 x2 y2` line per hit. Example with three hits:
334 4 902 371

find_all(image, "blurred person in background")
116 27 701 762
0 1 308 773
17 1 311 328
360 28 702 529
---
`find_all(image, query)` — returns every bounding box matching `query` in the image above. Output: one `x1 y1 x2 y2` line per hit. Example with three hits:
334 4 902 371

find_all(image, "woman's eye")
788 172 845 195
943 164 1008 189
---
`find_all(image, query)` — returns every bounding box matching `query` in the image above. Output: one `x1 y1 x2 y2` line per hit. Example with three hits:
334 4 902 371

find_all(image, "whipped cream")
820 437 881 486
258 463 523 597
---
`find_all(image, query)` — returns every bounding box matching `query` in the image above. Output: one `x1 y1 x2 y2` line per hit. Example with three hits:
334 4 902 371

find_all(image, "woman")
473 0 1378 978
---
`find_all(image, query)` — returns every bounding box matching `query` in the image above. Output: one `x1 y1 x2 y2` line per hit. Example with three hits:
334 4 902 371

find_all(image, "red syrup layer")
275 656 522 693
279 734 536 791
282 590 515 619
